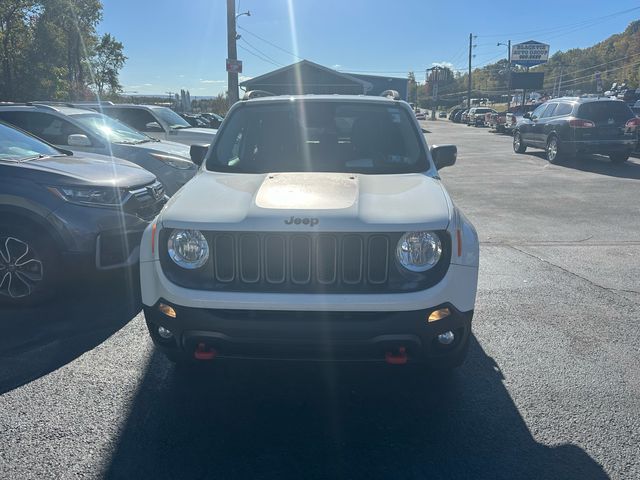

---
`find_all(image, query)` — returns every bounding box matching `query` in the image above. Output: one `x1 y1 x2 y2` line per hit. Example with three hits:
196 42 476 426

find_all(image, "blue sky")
99 0 640 96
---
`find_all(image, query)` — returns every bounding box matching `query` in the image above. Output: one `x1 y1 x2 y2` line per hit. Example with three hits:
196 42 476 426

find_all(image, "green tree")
90 32 126 96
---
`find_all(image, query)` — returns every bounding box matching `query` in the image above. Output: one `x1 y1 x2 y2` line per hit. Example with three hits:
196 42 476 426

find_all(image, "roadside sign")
511 41 550 67
226 59 243 74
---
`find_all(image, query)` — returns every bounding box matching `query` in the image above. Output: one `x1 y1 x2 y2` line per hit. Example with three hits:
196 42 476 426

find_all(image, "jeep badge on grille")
284 216 319 226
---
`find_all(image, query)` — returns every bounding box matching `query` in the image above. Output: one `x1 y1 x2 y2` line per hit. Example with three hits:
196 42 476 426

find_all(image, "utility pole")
498 40 511 109
467 33 472 109
557 64 564 98
226 0 239 106
430 67 440 120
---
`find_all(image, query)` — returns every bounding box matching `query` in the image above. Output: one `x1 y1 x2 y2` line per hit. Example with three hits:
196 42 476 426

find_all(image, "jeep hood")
160 172 451 232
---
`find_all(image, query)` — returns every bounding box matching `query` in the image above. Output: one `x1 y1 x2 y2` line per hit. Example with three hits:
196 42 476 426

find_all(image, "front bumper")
144 301 473 364
49 202 156 271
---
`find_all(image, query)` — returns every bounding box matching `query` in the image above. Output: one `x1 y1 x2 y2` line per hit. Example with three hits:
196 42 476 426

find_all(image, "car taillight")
625 117 640 128
568 118 595 128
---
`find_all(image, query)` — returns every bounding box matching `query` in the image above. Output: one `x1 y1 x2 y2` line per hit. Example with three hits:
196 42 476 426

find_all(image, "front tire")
609 153 629 164
513 131 527 153
0 223 60 305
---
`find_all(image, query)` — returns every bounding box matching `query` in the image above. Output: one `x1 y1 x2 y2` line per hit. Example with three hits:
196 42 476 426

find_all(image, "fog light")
437 331 455 345
428 308 451 323
158 326 173 339
158 303 176 318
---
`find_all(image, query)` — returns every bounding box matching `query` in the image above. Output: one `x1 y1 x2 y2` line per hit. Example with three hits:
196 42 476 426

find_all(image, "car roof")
241 94 405 105
0 103 97 116
549 96 626 104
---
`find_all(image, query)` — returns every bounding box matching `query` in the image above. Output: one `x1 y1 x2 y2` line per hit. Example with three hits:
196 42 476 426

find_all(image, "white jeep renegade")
140 93 479 369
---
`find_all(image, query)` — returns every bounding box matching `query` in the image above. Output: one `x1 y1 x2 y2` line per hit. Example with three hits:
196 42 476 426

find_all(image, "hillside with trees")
421 20 640 107
0 0 126 101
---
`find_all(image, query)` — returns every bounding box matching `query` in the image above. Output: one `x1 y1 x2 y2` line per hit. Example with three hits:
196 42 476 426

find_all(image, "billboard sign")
511 72 544 90
511 41 550 67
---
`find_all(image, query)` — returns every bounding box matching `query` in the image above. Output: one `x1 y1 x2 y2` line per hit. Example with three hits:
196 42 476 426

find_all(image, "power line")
237 25 303 60
238 45 282 69
239 37 285 67
477 6 640 38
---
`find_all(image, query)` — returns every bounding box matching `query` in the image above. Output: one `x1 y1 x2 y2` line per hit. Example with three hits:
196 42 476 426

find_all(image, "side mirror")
430 144 457 170
190 144 209 166
523 112 532 120
67 133 91 147
145 121 164 132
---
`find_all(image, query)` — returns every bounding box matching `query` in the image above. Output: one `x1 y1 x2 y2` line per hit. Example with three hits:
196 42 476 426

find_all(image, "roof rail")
242 90 275 100
380 89 400 100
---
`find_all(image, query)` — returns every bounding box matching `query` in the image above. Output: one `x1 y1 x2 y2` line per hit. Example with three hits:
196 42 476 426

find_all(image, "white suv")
95 104 217 147
140 94 479 370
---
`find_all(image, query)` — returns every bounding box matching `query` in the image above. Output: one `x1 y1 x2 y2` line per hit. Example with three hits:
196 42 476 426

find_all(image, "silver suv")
0 104 197 195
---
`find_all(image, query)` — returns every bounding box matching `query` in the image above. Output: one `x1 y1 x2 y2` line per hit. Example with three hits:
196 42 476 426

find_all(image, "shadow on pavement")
0 269 141 395
105 337 608 480
528 151 640 179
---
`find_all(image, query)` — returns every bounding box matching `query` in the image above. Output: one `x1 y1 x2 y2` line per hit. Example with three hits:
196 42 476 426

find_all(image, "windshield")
72 113 150 143
151 107 192 129
0 122 60 161
208 101 426 174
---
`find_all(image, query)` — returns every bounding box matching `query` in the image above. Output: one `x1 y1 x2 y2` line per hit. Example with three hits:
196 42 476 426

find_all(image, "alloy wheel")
547 138 558 162
0 237 44 299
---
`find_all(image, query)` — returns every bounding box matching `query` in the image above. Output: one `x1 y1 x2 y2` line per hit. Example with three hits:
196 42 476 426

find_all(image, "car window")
209 102 426 174
540 104 557 118
0 111 84 146
530 104 547 119
72 113 150 144
0 121 61 161
577 101 634 124
151 107 191 129
555 103 573 116
104 108 161 132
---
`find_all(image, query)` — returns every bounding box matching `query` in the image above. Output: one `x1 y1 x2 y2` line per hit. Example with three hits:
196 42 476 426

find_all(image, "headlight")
396 231 442 272
167 229 209 269
150 153 195 170
48 185 127 207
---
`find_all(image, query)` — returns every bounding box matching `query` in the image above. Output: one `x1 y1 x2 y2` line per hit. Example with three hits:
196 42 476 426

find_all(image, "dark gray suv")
0 121 166 305
513 97 639 163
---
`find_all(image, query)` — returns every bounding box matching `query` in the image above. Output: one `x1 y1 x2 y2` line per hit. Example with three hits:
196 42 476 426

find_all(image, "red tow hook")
385 346 408 365
194 343 217 360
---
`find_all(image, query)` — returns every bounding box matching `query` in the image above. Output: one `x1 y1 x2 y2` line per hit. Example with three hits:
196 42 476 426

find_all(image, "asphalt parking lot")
1 120 639 480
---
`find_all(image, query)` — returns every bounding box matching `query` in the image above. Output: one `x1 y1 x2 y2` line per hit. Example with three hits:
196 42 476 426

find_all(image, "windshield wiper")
19 153 69 162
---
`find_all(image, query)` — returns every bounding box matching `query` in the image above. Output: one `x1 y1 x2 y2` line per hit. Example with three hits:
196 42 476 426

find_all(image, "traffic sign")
511 41 550 67
226 59 243 74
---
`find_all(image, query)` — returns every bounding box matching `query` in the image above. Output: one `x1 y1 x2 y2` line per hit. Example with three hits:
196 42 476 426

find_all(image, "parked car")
0 121 166 305
200 112 224 129
88 104 216 147
453 109 466 123
179 113 210 128
0 104 197 195
513 97 639 163
449 108 463 121
505 104 538 134
460 110 470 124
467 107 496 127
140 93 479 371
415 111 427 120
439 111 447 118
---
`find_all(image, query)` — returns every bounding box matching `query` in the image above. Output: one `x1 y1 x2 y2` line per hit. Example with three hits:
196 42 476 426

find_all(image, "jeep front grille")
159 230 451 294
212 232 390 288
